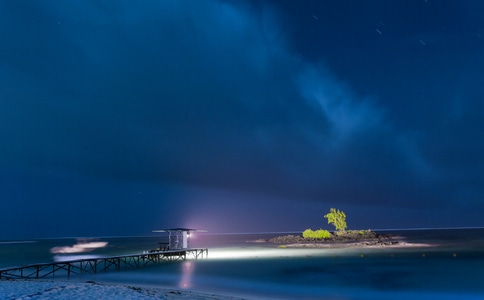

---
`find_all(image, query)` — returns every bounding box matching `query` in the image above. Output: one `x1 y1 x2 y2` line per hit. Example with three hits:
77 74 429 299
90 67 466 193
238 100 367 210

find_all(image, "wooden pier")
0 248 208 280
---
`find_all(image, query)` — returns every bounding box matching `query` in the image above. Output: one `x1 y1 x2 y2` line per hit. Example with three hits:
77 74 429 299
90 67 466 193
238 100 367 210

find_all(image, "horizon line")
197 226 484 235
5 226 484 241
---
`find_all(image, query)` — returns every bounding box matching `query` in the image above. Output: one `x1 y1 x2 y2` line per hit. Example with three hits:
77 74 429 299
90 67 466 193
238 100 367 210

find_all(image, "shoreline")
0 239 462 299
280 240 436 249
0 279 255 300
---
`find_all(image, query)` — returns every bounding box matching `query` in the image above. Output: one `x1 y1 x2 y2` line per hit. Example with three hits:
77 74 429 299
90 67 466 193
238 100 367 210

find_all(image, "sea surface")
1 228 484 299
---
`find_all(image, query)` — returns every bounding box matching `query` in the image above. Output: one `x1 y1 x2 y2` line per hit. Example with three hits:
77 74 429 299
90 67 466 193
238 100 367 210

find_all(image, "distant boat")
50 240 108 254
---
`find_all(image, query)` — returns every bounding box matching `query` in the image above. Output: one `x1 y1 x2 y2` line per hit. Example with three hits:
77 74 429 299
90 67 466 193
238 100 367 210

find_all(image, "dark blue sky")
1 0 484 239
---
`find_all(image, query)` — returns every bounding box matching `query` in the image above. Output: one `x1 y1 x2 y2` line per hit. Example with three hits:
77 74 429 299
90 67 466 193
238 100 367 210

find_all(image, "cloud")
297 64 386 146
0 0 425 204
1 0 484 236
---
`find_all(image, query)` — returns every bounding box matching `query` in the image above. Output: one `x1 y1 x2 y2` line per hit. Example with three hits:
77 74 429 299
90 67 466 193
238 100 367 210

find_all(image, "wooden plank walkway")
0 248 208 280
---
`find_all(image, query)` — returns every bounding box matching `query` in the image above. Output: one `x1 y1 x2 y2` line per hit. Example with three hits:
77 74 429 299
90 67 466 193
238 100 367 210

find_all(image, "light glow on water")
53 255 103 262
179 261 195 289
2 229 484 299
207 247 346 260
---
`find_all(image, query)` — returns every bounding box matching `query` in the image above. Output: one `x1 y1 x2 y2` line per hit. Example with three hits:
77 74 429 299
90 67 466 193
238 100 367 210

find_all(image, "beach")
0 279 250 300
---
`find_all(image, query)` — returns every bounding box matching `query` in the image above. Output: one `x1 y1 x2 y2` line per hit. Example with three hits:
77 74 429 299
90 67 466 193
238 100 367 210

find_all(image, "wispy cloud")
1 0 484 236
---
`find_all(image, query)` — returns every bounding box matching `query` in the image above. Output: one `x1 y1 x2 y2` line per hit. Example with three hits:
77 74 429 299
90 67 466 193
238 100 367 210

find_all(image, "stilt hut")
152 228 206 250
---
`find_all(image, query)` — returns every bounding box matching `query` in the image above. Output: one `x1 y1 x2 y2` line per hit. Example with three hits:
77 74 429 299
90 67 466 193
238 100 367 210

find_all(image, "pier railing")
0 248 208 280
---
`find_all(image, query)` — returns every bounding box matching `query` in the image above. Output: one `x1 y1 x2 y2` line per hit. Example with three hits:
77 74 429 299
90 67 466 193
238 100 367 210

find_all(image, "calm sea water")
1 229 484 299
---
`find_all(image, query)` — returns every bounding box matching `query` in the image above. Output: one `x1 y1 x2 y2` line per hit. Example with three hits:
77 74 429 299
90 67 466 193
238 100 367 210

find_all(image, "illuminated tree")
324 208 347 231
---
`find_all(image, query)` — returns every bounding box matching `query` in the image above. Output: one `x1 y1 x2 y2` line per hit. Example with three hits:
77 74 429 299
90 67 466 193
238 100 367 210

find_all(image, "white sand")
0 280 249 300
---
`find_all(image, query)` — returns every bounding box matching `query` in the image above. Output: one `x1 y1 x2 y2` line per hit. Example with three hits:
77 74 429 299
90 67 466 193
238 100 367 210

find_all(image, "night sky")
1 0 484 239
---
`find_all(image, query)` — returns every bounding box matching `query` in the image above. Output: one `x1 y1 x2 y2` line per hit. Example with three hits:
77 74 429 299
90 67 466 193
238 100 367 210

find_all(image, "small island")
262 229 400 248
256 208 403 248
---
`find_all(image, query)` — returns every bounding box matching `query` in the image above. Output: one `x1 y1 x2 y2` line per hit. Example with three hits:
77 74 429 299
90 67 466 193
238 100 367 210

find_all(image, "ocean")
1 228 484 299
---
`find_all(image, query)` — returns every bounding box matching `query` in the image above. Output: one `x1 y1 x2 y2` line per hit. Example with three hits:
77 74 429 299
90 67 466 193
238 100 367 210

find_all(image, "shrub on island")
302 229 331 239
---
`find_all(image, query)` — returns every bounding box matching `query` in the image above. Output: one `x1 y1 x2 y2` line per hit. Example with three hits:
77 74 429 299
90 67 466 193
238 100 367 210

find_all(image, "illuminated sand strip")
206 242 438 260
207 247 357 259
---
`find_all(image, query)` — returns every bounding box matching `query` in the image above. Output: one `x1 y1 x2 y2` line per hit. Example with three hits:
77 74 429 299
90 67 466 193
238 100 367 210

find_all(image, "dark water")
1 229 484 299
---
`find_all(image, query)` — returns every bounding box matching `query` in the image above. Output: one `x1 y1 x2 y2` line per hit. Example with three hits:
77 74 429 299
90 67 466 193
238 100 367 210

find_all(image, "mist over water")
1 229 484 299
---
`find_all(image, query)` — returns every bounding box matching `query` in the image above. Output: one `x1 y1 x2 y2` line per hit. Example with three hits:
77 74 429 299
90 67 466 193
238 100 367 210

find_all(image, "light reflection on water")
85 245 484 299
53 254 103 262
2 229 484 299
179 261 195 289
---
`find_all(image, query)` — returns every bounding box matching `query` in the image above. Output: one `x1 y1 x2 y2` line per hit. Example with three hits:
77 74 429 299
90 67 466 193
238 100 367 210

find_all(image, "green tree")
324 208 347 231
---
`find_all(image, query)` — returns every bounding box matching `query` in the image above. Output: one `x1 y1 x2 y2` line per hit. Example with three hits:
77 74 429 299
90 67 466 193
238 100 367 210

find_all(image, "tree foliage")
302 228 331 239
324 208 347 231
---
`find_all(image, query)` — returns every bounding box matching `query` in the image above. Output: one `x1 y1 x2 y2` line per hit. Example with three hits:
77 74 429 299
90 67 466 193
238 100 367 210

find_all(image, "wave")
0 240 37 245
